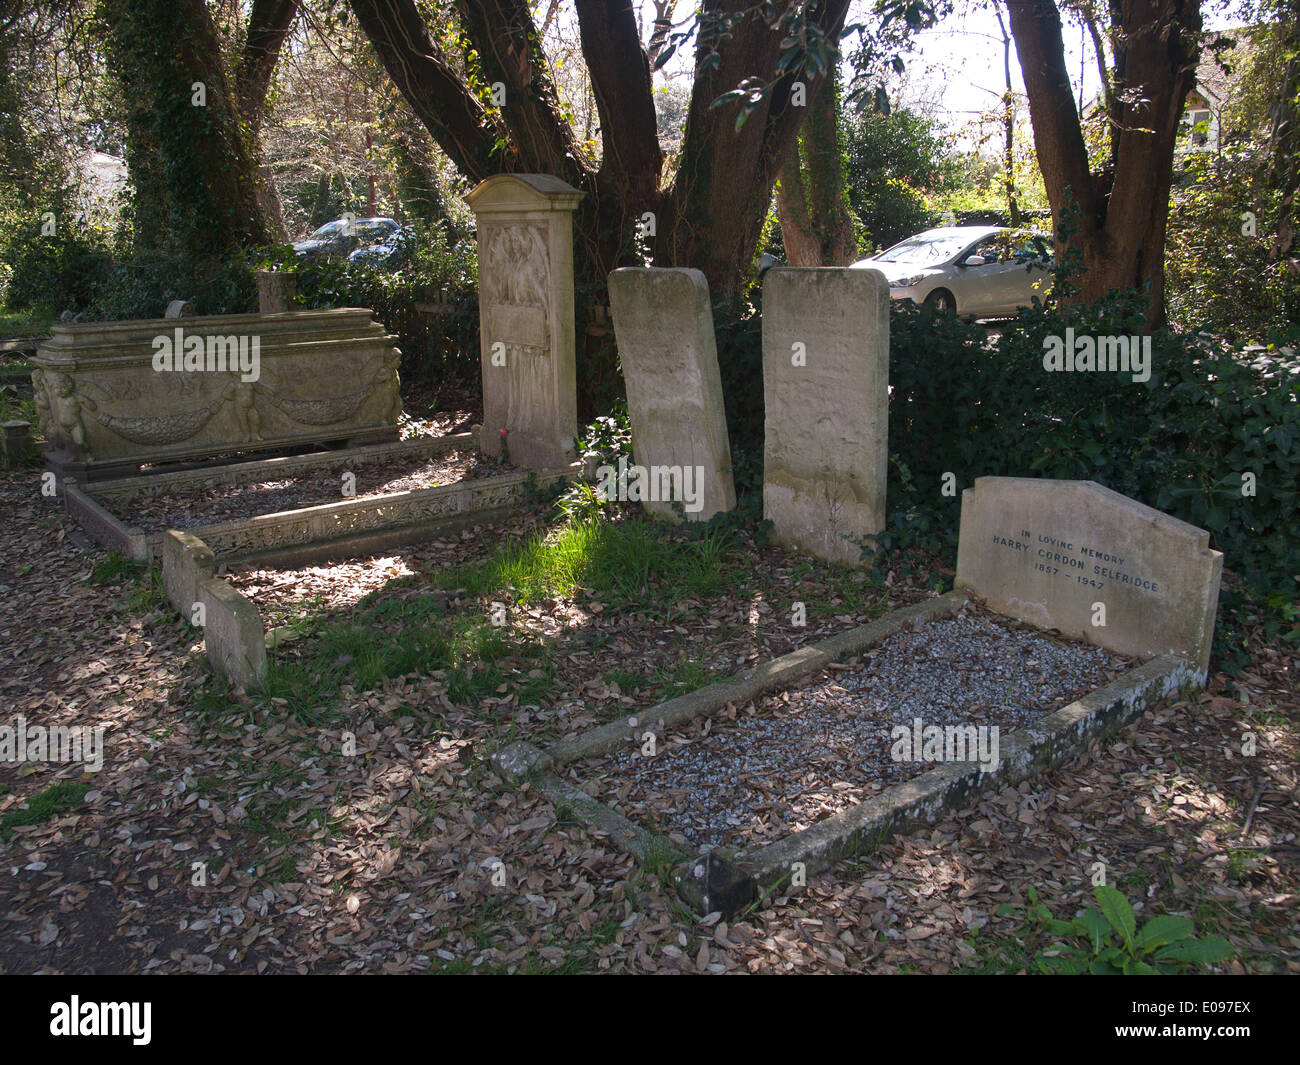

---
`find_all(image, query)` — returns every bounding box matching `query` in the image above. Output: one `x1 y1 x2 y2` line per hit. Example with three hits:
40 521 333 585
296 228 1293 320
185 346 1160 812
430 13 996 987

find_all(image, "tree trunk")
1006 0 1201 326
1268 15 1300 265
775 73 858 266
994 4 1021 226
101 0 296 254
350 0 850 299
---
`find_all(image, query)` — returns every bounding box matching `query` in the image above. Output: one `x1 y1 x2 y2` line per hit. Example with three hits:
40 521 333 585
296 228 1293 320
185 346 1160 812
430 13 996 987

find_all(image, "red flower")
499 427 509 437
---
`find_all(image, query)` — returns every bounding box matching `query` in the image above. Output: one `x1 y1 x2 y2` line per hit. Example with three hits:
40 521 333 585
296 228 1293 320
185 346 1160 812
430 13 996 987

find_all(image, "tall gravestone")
956 477 1223 678
762 267 890 564
465 174 582 469
607 268 736 521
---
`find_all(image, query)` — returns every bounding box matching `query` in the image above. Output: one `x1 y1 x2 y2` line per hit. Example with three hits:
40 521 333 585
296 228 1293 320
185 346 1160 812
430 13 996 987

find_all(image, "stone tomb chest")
32 308 401 478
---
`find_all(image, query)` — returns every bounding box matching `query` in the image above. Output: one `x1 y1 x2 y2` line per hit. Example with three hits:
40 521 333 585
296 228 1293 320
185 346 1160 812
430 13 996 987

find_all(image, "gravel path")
109 448 514 531
579 610 1135 850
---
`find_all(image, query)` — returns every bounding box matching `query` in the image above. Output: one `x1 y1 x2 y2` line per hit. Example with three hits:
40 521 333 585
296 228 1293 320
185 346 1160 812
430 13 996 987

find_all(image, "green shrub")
879 286 1300 669
264 220 479 389
1018 884 1233 974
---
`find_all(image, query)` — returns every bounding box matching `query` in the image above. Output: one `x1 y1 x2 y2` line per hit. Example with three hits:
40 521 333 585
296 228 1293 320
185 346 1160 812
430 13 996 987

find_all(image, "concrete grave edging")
199 575 268 690
727 651 1198 912
492 592 1201 917
66 438 579 563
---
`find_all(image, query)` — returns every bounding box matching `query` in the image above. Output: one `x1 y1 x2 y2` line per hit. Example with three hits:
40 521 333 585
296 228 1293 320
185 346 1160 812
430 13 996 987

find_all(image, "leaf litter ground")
1 459 1297 974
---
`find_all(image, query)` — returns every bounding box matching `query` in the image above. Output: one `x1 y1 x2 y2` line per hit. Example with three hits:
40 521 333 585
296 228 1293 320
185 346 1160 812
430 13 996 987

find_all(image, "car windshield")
873 234 972 267
309 220 347 238
355 221 394 241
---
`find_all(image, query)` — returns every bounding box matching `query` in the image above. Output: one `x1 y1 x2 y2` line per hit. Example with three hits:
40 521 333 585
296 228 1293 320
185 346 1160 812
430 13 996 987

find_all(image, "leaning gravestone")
762 267 889 564
607 267 736 521
465 174 582 469
956 477 1223 679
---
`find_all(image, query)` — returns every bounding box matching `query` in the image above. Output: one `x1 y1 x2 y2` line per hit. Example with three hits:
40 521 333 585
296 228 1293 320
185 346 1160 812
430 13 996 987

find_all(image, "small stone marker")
2 419 32 465
955 477 1223 678
762 267 890 564
256 270 296 314
163 299 195 319
607 267 736 521
465 174 582 469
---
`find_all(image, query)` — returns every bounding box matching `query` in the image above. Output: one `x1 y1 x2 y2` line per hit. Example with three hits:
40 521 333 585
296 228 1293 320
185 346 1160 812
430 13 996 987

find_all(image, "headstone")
257 270 297 314
607 267 736 521
1 419 32 465
164 300 195 319
465 174 582 468
761 267 890 564
955 477 1223 678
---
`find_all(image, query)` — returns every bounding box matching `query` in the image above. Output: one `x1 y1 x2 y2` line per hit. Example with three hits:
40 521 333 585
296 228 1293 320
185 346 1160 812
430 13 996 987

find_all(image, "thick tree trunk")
350 0 849 299
1006 0 1201 326
775 73 858 266
101 0 295 254
1268 17 1300 264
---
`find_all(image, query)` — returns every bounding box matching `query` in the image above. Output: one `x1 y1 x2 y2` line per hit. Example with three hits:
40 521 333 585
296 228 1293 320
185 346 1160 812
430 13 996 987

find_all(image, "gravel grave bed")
574 607 1138 851
107 448 515 531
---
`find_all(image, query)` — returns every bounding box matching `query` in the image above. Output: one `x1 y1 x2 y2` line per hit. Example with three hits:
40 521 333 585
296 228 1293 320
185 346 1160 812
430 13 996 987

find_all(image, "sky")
634 0 1249 148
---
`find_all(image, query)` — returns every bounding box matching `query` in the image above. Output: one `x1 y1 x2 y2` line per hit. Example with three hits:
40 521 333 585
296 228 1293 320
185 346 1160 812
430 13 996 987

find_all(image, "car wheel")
924 288 957 314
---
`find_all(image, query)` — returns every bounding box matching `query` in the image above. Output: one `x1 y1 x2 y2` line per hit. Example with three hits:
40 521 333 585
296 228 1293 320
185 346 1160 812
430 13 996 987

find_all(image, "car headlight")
889 275 927 288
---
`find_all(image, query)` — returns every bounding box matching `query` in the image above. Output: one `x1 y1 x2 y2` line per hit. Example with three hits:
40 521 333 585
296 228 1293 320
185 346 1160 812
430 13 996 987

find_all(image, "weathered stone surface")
761 267 889 565
607 268 735 521
163 300 194 319
200 577 267 689
162 529 215 617
490 741 553 784
672 851 757 918
32 308 402 478
465 175 581 469
1 419 32 465
955 477 1223 677
256 270 297 314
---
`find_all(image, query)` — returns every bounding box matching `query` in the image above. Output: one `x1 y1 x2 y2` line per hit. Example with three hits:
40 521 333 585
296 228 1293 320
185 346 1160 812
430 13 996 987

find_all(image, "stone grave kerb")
465 174 583 469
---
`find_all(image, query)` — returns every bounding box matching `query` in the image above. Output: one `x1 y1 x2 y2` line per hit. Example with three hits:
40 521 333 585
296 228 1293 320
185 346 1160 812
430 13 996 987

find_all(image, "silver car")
851 225 1053 319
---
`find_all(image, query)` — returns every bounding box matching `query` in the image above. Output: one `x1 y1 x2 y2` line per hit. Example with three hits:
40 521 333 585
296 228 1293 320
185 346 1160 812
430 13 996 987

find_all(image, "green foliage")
712 294 765 502
260 221 478 388
430 513 736 610
876 283 1300 670
1 779 91 840
1166 149 1299 341
1021 884 1233 974
843 106 962 250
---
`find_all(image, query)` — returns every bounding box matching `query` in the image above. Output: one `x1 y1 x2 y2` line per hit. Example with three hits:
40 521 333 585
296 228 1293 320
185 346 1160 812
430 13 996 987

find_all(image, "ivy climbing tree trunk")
775 73 858 266
1006 0 1202 325
99 0 296 255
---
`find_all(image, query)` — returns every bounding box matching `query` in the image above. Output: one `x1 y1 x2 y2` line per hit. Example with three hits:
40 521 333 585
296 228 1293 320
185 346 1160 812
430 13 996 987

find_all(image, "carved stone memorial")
607 267 736 521
32 308 401 479
465 174 581 469
762 267 890 564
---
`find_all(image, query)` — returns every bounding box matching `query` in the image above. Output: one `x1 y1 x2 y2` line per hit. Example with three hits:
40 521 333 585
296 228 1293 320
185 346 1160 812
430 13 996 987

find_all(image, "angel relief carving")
482 224 550 313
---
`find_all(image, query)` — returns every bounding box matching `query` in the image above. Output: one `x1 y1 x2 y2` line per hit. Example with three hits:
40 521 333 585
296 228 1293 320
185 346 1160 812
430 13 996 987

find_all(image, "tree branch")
348 0 501 183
